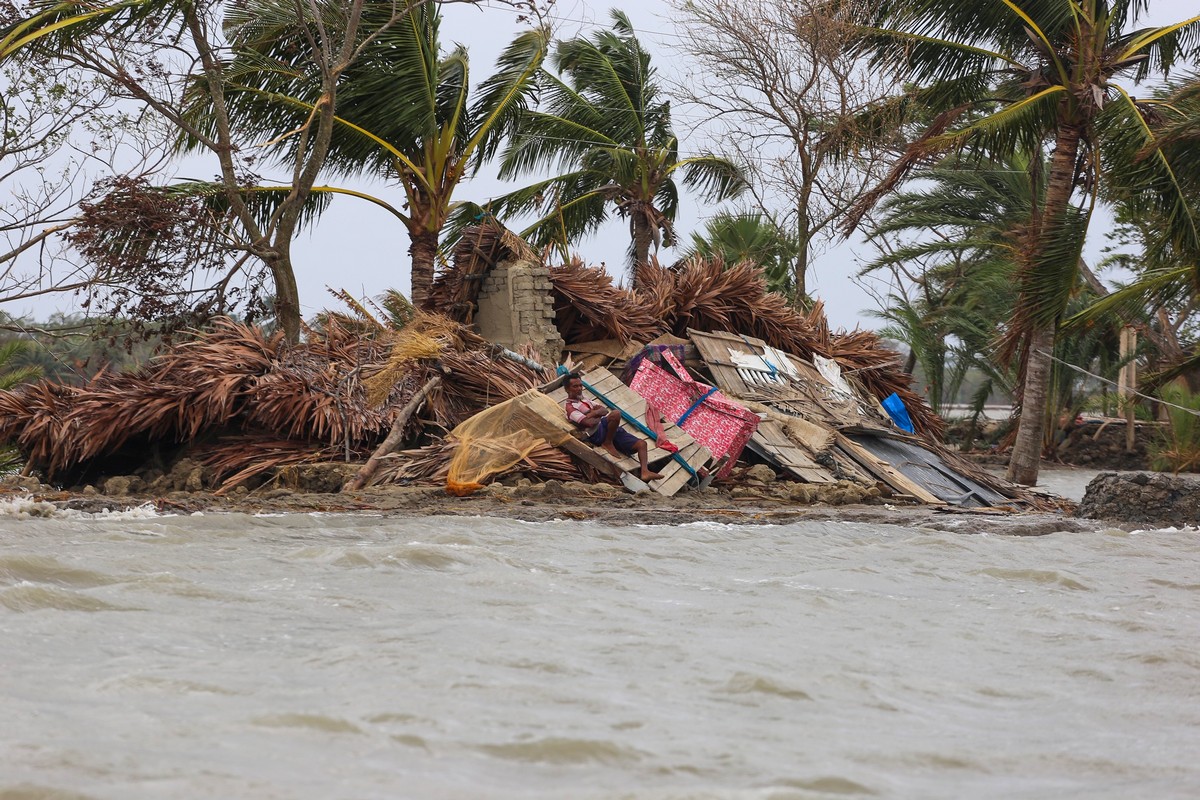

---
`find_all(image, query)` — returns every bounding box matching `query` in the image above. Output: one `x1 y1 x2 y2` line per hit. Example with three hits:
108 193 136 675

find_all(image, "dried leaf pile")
0 313 551 490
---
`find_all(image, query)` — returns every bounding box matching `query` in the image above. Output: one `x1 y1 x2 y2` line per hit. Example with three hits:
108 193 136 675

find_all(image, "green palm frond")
0 339 43 390
468 28 548 165
1100 89 1200 267
0 0 177 60
675 155 747 203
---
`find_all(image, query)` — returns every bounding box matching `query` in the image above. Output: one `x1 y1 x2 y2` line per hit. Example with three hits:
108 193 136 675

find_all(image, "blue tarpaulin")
881 392 915 433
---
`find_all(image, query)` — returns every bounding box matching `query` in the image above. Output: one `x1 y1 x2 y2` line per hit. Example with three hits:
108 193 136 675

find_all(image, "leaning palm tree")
468 10 745 282
211 0 546 308
866 156 1047 415
866 155 1132 435
837 0 1200 485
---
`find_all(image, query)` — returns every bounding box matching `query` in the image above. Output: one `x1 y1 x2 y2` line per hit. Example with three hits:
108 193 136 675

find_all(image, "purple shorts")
587 416 639 455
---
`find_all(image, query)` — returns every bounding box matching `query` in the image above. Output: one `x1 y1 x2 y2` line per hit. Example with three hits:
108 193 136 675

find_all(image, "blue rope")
677 387 718 426
740 334 778 378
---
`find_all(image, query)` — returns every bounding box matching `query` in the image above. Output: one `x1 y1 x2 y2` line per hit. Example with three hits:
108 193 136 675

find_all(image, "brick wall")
474 259 564 369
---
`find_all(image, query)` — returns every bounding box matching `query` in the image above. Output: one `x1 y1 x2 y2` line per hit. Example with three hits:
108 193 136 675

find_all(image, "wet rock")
745 464 776 484
816 481 869 506
0 475 45 493
1077 471 1200 526
788 483 820 504
102 476 145 497
275 462 359 493
183 467 206 493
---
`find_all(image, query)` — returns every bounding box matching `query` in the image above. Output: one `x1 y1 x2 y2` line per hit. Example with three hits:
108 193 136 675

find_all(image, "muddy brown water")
1 489 1198 799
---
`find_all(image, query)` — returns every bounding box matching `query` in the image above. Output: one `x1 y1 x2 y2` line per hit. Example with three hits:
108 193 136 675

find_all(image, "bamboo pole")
1119 326 1137 453
344 376 441 491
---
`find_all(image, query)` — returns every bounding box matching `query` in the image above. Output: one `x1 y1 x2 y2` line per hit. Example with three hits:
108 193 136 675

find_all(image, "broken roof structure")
0 219 1041 510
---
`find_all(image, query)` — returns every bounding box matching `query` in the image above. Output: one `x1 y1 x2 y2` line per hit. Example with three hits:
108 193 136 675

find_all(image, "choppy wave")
0 583 131 612
2 512 1199 799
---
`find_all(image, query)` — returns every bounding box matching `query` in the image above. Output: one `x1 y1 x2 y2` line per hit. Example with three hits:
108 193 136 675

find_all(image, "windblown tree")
864 155 1131 429
1085 73 1200 386
468 10 745 283
835 0 1200 485
864 161 1027 415
673 0 898 306
218 0 548 308
0 0 390 342
1 0 533 340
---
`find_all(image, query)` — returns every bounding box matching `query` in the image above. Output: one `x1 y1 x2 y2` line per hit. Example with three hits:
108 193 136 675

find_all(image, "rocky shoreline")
5 462 1195 535
0 474 1102 538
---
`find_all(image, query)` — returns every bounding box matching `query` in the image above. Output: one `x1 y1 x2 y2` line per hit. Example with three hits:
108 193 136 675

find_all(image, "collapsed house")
0 222 1038 509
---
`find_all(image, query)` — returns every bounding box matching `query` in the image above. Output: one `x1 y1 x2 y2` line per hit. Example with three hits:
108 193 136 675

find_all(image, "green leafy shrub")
1149 385 1200 474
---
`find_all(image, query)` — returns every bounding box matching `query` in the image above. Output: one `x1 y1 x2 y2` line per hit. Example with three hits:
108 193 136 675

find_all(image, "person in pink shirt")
563 373 662 482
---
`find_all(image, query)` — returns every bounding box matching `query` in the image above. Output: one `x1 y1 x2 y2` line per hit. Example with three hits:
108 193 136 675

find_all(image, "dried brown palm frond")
429 222 541 321
427 345 552 429
362 328 442 407
360 311 488 407
195 434 346 493
0 317 401 479
430 345 552 427
373 440 454 485
0 380 80 475
549 258 663 344
318 288 390 336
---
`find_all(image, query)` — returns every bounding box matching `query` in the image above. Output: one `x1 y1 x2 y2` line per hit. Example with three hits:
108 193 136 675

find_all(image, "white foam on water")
0 495 63 520
0 495 162 521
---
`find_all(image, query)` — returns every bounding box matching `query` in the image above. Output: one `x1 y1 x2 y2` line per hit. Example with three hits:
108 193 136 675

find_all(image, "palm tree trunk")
631 215 654 287
1007 323 1055 485
410 229 439 309
1006 122 1082 486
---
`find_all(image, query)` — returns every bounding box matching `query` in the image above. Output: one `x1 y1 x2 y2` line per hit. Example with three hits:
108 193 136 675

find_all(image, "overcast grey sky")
4 0 1198 332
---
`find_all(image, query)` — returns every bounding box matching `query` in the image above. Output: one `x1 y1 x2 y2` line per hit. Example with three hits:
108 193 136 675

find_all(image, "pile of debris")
0 222 1041 510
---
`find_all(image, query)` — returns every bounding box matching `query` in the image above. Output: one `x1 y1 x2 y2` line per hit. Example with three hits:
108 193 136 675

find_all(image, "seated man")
563 372 662 482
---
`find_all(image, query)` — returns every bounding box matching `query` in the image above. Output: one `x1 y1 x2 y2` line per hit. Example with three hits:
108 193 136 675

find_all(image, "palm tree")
686 212 799 297
1082 74 1200 383
216 1 547 308
865 156 1051 415
838 0 1200 485
468 10 745 282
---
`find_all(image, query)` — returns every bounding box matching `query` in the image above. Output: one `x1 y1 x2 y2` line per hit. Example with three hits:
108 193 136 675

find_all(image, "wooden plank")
653 442 712 497
558 437 622 477
835 434 943 504
653 448 698 496
747 432 834 484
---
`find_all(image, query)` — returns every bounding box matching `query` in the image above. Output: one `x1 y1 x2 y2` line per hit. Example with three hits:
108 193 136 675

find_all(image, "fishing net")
445 389 577 496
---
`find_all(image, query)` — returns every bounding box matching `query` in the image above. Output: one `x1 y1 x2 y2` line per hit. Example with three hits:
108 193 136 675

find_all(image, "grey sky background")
4 0 1197 331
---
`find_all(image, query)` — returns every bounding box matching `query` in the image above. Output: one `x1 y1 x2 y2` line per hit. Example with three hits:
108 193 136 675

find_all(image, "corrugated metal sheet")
847 433 1011 508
